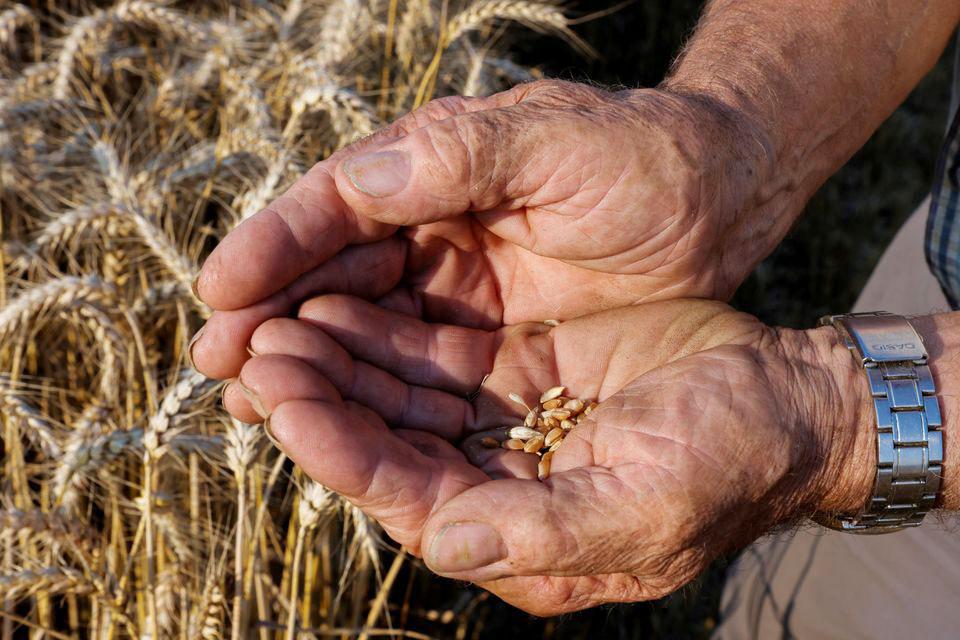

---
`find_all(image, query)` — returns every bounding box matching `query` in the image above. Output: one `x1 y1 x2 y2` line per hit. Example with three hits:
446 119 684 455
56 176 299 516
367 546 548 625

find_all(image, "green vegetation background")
441 3 955 638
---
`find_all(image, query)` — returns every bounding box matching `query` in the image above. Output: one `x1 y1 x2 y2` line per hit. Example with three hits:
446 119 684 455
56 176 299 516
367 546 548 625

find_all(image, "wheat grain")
487 386 596 479
539 385 565 403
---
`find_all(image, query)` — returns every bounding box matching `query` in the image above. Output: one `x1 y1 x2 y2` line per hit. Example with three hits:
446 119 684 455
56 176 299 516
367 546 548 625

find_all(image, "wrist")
774 313 960 520
763 325 876 516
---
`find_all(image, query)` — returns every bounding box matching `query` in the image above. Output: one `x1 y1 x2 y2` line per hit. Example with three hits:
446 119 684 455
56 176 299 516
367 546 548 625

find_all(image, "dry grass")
0 1 576 637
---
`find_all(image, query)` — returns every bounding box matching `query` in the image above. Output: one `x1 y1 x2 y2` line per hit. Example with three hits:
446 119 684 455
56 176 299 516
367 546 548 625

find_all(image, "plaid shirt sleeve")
925 36 960 310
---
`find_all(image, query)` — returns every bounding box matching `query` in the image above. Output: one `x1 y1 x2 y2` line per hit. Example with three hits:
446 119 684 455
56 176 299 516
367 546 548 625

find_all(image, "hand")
190 79 776 380
222 297 874 615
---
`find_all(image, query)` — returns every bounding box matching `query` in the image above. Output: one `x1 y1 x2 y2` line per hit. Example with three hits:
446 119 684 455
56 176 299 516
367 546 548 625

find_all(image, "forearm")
664 0 959 257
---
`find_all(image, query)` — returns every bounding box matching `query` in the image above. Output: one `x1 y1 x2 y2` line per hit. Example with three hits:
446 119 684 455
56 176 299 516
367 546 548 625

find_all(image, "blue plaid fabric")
925 39 960 309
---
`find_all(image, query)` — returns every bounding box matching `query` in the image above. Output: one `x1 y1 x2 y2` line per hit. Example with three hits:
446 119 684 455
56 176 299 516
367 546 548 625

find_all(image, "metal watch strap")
816 312 943 533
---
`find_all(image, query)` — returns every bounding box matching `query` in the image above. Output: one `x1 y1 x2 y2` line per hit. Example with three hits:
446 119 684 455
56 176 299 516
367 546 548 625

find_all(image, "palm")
236 297 803 613
400 192 699 329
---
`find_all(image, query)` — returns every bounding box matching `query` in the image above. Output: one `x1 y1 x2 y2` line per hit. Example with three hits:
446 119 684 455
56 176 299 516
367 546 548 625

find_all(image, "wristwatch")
815 312 943 533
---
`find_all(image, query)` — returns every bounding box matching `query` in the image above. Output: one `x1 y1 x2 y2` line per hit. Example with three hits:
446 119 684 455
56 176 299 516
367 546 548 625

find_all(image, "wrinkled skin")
191 80 771 380
192 80 868 616
222 297 861 616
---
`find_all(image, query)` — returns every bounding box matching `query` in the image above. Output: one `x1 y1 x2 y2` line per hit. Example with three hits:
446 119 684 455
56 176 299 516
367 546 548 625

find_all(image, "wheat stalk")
225 419 260 640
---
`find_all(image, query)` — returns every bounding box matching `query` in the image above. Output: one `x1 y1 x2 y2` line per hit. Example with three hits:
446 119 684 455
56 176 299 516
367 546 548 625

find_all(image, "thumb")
420 469 642 583
334 105 546 226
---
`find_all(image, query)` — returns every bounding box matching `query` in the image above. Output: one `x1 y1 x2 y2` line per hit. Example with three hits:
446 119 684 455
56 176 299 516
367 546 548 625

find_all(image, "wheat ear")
445 1 589 54
0 568 93 601
92 141 200 297
0 275 115 342
0 509 97 561
225 419 260 640
0 4 34 53
0 381 62 458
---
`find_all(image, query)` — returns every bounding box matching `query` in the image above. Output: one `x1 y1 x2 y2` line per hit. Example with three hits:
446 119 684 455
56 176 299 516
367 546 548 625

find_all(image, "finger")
329 79 588 225
481 574 656 617
249 318 475 439
191 237 406 379
268 399 488 552
222 381 262 424
195 162 394 311
237 354 341 418
297 294 496 394
374 287 422 316
196 90 512 311
421 467 643 582
333 102 544 227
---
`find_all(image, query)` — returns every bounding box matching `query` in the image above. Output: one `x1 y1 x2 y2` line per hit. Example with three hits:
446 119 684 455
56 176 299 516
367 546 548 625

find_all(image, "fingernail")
237 380 269 419
263 415 283 449
220 380 232 406
342 150 410 197
191 274 202 299
246 344 258 358
428 522 506 573
186 326 205 369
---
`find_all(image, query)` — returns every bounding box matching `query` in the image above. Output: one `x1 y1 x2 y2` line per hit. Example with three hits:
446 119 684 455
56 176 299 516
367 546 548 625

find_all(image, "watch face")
840 315 928 363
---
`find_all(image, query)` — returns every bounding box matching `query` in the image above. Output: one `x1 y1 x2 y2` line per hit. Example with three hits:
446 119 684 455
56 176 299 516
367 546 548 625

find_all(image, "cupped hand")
222 297 872 615
191 79 775 380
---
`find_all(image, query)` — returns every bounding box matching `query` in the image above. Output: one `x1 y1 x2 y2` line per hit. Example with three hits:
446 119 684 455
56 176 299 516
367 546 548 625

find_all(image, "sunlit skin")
219 297 873 615
190 81 770 379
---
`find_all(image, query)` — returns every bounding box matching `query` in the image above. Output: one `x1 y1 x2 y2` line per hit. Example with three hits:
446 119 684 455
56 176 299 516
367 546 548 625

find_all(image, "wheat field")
0 1 579 637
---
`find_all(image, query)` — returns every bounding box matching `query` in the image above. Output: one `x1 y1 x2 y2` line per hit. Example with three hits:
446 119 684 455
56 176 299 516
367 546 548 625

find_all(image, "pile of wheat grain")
0 1 578 636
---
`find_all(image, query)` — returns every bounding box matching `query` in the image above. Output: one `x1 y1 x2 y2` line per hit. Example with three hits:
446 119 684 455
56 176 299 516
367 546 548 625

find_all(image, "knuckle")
420 94 476 119
420 112 504 205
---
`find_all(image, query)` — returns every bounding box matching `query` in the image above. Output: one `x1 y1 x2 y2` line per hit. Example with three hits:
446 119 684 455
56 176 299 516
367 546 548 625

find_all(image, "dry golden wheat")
0 1 576 636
